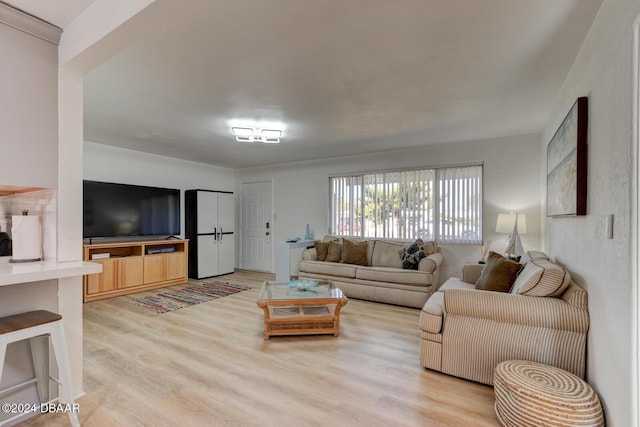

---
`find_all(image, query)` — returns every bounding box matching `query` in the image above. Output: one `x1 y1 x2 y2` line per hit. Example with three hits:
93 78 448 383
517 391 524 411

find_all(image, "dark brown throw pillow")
325 240 343 263
475 251 522 292
341 239 368 266
314 240 329 261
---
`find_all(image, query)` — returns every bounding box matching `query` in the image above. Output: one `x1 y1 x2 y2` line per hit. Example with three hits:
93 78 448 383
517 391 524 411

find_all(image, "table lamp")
496 213 527 258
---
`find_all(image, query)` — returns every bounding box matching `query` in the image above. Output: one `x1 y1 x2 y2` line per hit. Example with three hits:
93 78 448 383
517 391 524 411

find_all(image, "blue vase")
305 224 311 241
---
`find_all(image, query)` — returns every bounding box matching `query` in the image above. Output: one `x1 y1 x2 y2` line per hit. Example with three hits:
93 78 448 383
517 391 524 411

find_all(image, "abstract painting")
547 97 588 217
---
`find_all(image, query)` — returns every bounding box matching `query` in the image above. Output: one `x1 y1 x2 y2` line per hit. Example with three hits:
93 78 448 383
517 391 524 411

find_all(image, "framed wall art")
546 97 588 217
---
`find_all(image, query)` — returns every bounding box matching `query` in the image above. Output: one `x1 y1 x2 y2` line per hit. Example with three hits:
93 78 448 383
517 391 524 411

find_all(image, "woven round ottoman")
494 360 604 427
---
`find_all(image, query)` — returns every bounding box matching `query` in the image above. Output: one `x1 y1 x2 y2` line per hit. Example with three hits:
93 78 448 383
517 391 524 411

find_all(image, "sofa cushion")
420 291 444 333
399 239 428 270
341 238 369 266
356 266 431 286
474 251 522 293
519 250 549 265
297 260 357 278
423 241 437 256
511 259 571 297
420 278 474 334
440 277 476 292
325 240 343 262
314 240 329 261
371 240 407 268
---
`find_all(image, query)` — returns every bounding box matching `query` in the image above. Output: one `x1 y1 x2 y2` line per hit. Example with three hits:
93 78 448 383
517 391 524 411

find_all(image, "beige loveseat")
419 252 589 385
298 237 443 308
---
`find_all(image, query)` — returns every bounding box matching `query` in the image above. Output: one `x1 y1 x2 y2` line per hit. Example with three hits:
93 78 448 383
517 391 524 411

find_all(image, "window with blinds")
330 165 482 244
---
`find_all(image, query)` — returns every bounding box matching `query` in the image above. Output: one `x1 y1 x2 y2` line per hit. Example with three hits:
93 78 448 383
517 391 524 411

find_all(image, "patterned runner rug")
131 281 251 314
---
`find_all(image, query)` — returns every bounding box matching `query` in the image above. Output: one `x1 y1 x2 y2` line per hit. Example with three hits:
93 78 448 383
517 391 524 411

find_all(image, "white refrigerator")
185 190 235 279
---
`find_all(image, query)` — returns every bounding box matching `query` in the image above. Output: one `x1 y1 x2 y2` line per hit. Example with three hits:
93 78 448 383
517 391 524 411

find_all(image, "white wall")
83 141 235 238
0 9 58 189
541 0 638 425
0 4 78 419
235 133 543 283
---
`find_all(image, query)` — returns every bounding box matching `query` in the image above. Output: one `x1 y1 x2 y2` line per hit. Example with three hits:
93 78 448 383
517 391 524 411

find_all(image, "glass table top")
258 281 345 302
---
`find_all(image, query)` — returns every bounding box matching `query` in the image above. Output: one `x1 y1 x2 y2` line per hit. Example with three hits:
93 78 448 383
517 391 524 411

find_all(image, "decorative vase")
305 224 311 241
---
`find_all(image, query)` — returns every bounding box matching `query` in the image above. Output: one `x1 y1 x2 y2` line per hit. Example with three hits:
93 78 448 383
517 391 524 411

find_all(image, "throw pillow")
511 259 571 297
519 250 549 265
474 251 522 292
314 240 329 261
371 240 406 267
325 240 343 263
399 239 428 270
341 238 369 266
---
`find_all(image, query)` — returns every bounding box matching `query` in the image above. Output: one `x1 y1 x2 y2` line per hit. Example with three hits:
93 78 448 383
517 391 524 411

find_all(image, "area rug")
130 281 250 314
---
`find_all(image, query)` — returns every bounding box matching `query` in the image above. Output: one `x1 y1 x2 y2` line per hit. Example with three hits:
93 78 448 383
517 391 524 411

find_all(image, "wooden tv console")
83 239 188 302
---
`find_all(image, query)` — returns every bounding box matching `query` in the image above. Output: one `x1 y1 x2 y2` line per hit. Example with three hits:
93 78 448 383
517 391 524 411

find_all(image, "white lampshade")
496 213 527 234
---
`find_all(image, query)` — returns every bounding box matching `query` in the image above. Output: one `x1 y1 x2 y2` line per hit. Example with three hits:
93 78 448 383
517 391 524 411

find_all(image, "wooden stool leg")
28 335 50 404
49 322 79 427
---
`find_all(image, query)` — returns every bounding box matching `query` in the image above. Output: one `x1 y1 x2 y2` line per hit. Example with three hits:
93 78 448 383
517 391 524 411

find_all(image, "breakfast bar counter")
0 258 102 286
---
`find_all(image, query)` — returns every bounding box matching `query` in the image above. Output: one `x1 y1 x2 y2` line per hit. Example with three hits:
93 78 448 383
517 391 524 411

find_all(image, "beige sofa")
419 253 589 385
298 237 443 308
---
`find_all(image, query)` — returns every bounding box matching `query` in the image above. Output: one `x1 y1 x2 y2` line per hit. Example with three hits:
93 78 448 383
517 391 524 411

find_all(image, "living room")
0 0 638 426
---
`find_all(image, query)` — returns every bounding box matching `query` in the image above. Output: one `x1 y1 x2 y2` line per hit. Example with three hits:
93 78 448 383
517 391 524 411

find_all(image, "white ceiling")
9 0 603 169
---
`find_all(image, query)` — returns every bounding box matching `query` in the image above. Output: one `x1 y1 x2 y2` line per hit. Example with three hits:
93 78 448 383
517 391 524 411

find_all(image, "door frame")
239 179 274 272
632 14 640 427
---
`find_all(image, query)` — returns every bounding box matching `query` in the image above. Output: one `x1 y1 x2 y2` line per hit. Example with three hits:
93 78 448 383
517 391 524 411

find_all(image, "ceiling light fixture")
231 126 283 144
231 127 254 136
261 129 282 138
235 135 254 142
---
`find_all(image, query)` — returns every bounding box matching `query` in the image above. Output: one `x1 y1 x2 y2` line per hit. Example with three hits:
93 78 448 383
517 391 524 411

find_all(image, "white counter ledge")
0 257 102 286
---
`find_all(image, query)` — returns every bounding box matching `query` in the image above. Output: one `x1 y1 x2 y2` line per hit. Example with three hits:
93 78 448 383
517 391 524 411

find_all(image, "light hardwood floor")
22 270 498 426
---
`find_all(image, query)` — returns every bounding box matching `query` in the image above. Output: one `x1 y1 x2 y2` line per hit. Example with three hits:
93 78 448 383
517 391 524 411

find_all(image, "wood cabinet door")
86 258 118 295
166 252 186 280
143 255 166 284
119 257 144 288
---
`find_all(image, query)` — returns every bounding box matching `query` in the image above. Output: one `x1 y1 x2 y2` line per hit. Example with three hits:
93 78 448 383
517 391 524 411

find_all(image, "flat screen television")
83 180 180 239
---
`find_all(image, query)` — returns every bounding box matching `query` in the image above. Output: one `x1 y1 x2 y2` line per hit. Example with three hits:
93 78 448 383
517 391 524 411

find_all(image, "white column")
57 68 85 397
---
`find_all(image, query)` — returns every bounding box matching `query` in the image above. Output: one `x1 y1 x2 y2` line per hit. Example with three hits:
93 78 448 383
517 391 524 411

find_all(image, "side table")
494 360 604 427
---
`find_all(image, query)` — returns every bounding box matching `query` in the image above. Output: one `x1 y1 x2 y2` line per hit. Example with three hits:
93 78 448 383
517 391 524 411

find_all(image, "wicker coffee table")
257 281 348 339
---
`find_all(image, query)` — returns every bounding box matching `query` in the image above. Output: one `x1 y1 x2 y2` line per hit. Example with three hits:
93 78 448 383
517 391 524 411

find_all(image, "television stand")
82 239 189 302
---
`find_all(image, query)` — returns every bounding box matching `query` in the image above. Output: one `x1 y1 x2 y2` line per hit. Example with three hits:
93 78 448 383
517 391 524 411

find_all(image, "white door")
241 181 272 272
197 235 219 278
197 191 218 234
